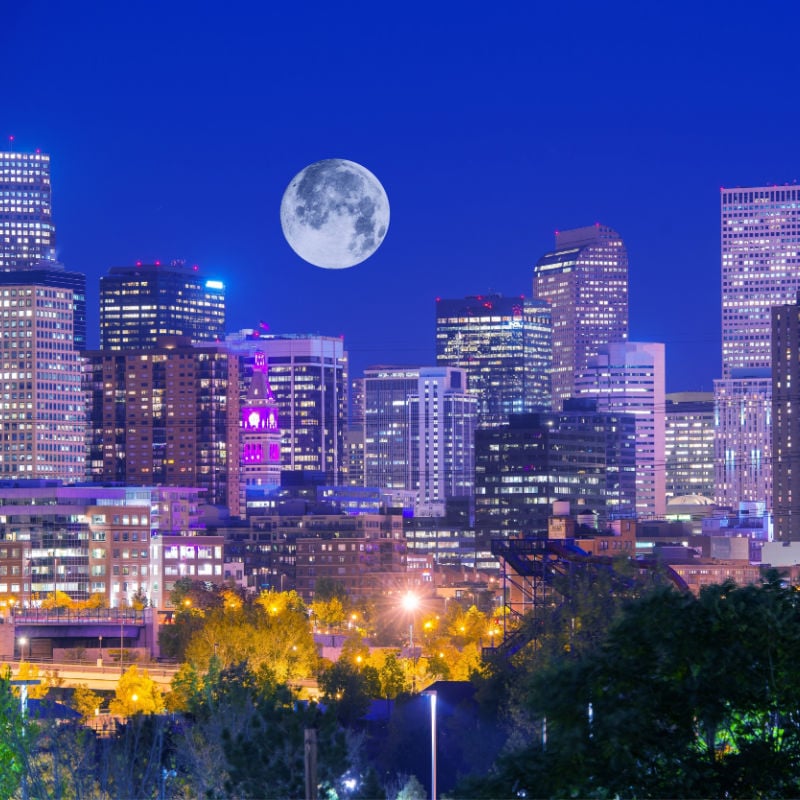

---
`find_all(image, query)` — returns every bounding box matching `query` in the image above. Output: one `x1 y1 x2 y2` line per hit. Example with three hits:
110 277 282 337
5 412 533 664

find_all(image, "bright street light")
18 636 27 661
422 689 438 800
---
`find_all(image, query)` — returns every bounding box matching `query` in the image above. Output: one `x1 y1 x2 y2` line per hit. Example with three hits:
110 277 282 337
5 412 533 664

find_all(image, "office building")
84 337 240 513
665 392 715 500
575 342 666 517
714 370 772 511
435 295 551 426
408 367 477 515
0 149 56 271
0 483 203 608
363 367 420 490
347 377 365 486
100 261 225 350
533 225 629 410
714 186 800 511
240 351 282 515
0 284 85 481
225 331 348 484
721 186 800 378
772 300 800 540
474 401 637 552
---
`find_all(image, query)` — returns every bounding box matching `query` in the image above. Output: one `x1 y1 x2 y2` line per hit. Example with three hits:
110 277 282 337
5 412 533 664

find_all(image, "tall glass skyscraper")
0 149 56 270
533 225 629 410
100 261 225 349
435 294 551 427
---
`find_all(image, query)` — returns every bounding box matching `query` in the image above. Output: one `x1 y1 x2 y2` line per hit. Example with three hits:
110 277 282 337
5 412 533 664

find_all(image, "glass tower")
435 295 551 427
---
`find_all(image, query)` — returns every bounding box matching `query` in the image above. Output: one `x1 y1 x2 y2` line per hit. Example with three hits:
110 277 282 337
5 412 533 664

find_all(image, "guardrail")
10 608 145 624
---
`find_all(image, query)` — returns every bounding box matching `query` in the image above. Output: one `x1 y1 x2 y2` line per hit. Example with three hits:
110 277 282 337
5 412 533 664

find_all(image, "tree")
109 665 165 716
40 589 73 610
311 595 347 629
71 683 102 720
319 660 377 726
461 579 800 799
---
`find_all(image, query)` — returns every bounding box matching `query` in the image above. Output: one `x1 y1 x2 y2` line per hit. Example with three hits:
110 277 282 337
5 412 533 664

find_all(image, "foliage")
319 659 378 726
71 683 103 720
314 576 349 603
395 773 426 800
461 578 800 799
311 595 347 629
109 664 165 716
39 589 73 609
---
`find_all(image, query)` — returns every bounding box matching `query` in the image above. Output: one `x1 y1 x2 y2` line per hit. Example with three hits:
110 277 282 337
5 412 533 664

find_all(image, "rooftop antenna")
8 135 14 152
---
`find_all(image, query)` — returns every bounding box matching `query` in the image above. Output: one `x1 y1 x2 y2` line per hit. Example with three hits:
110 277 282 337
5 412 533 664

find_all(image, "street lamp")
18 636 27 661
401 592 420 690
422 689 438 800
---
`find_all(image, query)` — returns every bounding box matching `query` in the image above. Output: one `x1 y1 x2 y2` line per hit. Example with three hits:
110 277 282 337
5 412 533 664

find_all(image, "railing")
10 608 145 624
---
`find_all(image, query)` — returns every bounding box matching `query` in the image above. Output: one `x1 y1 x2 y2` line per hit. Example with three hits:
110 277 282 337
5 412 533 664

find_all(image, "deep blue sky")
3 1 800 392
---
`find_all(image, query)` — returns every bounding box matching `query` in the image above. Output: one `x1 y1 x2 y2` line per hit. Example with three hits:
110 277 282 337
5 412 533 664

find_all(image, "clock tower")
240 351 282 514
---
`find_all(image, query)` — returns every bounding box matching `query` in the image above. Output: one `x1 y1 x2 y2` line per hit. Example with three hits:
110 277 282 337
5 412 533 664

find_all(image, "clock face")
242 407 279 431
248 411 261 429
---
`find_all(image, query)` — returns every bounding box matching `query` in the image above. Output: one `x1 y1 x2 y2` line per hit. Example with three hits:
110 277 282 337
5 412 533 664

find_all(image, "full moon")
280 159 390 269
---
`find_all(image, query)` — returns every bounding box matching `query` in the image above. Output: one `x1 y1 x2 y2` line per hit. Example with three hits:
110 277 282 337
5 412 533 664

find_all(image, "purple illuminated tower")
240 351 282 515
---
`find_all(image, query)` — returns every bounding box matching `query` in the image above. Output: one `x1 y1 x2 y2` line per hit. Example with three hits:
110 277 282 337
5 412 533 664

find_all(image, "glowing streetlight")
18 636 27 661
401 592 420 690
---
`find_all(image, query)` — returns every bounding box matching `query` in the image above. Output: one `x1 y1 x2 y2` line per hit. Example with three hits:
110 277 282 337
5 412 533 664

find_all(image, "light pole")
18 636 27 661
422 689 438 800
401 592 419 690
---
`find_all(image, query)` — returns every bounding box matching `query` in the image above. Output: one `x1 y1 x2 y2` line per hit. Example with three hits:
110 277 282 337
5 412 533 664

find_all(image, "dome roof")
667 494 715 507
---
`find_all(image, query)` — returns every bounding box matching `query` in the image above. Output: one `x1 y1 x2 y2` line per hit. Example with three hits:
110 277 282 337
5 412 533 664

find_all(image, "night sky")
3 1 800 392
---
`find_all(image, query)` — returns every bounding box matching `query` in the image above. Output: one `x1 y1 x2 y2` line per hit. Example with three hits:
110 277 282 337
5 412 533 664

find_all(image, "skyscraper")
0 284 85 481
435 295 551 426
771 300 800 540
0 149 56 270
84 337 240 513
575 342 666 517
100 261 225 349
714 186 800 510
363 367 420 490
533 225 629 410
408 367 477 515
721 186 800 377
664 392 715 500
225 331 348 484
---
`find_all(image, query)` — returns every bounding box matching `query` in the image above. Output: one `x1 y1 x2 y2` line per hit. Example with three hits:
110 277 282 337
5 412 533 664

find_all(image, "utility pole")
304 728 317 800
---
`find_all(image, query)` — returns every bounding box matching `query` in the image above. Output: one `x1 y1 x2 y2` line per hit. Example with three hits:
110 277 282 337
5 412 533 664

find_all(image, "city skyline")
4 3 800 392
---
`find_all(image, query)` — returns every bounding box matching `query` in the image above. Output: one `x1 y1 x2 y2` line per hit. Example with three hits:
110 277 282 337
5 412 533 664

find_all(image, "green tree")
319 659 377 726
71 683 103 720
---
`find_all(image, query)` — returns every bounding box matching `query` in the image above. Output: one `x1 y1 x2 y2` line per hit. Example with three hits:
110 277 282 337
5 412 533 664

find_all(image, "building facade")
575 342 666 517
225 331 348 484
0 284 85 481
0 149 56 271
714 370 772 511
408 367 477 515
665 392 715 500
435 295 551 426
240 351 282 515
100 261 225 350
533 225 629 410
84 337 241 513
721 186 800 378
772 301 800 540
474 402 637 556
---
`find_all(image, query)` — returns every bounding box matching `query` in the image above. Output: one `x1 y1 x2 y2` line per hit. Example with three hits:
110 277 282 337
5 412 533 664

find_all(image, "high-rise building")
575 342 666 517
347 377 366 486
240 351 282 515
363 367 420 490
84 337 240 513
0 149 56 271
474 401 637 550
100 261 225 350
721 186 800 378
771 300 800 540
408 367 477 515
435 295 551 426
225 331 348 484
714 370 772 511
665 392 715 500
714 185 800 511
0 284 85 481
533 225 629 410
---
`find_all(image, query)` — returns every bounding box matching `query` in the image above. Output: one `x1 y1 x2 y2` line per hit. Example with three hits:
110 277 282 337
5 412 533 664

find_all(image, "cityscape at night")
4 1 800 798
